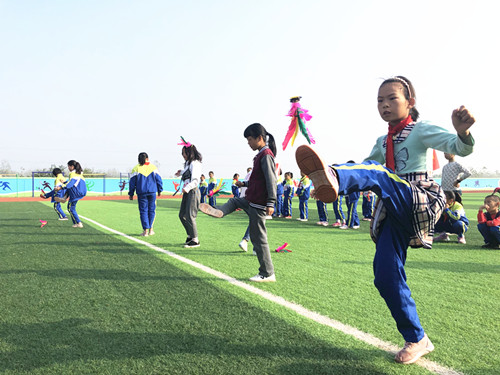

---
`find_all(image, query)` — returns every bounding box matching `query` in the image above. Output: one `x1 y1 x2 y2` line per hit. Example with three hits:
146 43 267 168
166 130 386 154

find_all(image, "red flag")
432 149 440 170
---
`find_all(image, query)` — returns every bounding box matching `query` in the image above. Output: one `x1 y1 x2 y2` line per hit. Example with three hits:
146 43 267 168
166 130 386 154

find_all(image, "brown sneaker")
199 203 224 218
395 334 434 364
295 145 338 203
54 196 68 203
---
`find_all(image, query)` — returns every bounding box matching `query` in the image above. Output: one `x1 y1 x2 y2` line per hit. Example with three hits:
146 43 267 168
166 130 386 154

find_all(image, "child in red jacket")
477 194 500 249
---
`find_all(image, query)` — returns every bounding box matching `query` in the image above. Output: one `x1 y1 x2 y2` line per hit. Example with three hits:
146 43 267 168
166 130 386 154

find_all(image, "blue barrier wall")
0 177 236 197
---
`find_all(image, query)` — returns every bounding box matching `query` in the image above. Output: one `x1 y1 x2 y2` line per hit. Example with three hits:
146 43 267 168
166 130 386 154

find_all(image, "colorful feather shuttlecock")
40 220 47 228
494 187 500 195
275 242 292 253
282 100 315 151
208 179 227 197
177 136 192 148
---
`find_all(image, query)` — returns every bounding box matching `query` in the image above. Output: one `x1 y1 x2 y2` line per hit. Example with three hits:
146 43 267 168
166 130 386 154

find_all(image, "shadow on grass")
0 318 393 374
407 261 499 274
0 268 185 282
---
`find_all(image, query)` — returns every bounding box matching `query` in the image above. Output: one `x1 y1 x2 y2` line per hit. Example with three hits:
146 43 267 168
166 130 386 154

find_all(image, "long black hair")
67 160 82 174
243 123 277 156
380 76 419 121
183 144 202 166
138 152 149 165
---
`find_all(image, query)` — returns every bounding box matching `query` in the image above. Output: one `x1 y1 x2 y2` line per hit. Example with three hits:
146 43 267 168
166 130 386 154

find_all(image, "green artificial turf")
0 193 498 374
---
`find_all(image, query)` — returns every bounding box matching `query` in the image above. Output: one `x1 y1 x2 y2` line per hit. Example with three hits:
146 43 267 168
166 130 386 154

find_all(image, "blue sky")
1 0 498 178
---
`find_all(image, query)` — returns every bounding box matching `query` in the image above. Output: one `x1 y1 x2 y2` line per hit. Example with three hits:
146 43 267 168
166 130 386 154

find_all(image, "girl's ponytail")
266 131 277 157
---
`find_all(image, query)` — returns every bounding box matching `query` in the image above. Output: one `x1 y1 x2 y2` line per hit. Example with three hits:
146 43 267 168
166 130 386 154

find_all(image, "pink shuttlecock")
39 220 48 228
275 242 291 253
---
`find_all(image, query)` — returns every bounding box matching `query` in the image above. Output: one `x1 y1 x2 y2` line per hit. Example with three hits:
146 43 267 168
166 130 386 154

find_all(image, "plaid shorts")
370 178 445 249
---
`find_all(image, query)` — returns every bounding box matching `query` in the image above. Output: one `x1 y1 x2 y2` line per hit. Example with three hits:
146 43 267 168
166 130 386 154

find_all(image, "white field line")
80 215 464 375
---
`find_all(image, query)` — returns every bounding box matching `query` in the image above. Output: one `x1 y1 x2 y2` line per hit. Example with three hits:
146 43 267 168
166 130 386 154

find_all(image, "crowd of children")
38 75 500 367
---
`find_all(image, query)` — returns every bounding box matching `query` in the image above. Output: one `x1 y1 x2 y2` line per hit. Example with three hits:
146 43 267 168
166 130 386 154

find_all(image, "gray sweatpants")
179 188 200 239
218 197 274 277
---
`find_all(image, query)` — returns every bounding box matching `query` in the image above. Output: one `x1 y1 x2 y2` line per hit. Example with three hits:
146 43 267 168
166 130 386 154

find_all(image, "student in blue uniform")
231 173 240 198
434 190 469 244
207 171 217 207
128 152 163 237
296 171 311 221
199 174 208 203
340 161 360 229
283 172 295 218
40 168 68 221
362 191 375 221
53 160 88 228
274 169 284 217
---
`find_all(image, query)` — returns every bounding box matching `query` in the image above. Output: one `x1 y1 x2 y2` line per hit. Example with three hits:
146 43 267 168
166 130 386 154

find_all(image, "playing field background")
0 192 498 374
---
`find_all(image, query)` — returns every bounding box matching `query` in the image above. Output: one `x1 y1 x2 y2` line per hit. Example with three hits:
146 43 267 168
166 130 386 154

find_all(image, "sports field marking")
80 214 463 375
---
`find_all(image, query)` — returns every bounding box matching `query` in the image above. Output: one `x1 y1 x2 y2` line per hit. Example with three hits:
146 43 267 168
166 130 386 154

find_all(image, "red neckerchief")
386 115 413 172
144 162 150 165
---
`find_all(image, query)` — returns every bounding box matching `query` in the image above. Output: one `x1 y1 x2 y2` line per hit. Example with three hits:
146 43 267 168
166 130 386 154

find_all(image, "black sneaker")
184 240 200 248
185 237 192 244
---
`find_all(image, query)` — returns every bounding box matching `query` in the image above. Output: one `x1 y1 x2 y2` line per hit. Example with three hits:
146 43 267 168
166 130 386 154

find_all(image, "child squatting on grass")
200 123 277 283
477 194 500 249
434 190 469 244
295 76 475 364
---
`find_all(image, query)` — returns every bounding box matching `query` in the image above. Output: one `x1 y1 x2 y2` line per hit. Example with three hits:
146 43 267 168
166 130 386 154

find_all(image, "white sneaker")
265 215 273 220
249 273 276 282
434 232 450 242
72 222 83 228
58 217 68 221
395 334 434 364
352 225 360 229
239 240 248 252
339 225 348 230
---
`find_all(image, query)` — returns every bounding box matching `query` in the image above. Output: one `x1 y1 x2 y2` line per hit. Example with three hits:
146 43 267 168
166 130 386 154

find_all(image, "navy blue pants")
68 201 81 224
137 193 157 230
316 200 328 222
332 196 345 222
283 195 292 216
345 195 360 227
209 195 217 207
274 194 284 216
435 217 468 237
362 194 375 218
335 161 424 342
299 199 309 219
477 223 500 245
